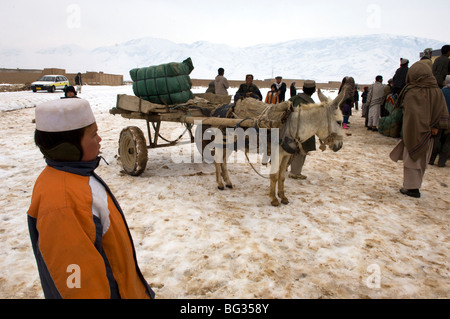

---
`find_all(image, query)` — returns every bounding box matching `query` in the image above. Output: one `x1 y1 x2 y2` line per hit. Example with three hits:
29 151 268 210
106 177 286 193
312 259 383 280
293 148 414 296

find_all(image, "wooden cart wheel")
118 126 148 176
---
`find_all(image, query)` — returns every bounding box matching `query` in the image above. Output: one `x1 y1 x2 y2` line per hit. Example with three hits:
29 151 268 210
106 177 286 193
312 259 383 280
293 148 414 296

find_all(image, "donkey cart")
109 93 284 177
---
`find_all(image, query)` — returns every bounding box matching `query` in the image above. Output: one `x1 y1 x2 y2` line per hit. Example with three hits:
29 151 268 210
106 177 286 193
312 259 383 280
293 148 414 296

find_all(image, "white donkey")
210 86 350 206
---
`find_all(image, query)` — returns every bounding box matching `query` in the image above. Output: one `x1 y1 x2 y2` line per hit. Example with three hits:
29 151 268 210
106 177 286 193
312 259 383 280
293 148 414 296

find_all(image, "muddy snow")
0 85 448 299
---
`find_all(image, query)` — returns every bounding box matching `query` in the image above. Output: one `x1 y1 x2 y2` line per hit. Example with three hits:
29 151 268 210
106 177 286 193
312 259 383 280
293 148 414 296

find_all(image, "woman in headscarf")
390 61 450 198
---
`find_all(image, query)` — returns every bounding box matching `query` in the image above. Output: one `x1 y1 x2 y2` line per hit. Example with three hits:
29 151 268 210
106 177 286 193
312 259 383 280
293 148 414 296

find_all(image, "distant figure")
234 74 263 102
274 76 287 102
432 45 450 88
75 72 83 94
361 86 369 126
421 48 433 61
342 98 352 130
353 85 359 111
215 68 230 95
205 81 215 94
366 75 385 131
265 84 279 104
392 58 409 94
290 82 297 97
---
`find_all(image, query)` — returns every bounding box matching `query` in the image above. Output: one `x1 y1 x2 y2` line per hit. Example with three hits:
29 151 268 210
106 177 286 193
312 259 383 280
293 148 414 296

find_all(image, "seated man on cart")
234 74 263 102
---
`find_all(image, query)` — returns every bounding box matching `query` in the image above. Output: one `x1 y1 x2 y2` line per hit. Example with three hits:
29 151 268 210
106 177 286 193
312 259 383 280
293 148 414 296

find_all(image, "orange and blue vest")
27 158 154 299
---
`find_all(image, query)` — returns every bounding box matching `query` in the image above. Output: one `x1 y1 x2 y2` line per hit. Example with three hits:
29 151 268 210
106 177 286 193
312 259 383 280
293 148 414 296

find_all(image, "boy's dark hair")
303 87 316 96
35 127 86 162
64 85 77 97
218 68 224 75
376 75 383 82
441 45 450 55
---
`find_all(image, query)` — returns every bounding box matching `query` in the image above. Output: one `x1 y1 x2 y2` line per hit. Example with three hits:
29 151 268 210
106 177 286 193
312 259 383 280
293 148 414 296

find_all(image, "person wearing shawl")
390 61 450 198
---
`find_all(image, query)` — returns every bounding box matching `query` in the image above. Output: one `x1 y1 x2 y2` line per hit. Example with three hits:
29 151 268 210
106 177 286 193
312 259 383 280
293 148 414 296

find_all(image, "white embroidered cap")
35 98 96 132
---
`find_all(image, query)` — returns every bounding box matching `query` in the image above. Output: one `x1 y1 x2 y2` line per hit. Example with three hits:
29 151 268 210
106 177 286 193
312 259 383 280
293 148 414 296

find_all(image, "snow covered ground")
0 85 448 299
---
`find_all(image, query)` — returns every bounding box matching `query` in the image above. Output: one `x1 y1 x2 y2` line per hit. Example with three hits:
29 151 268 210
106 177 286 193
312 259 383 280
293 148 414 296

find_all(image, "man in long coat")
274 76 287 102
393 58 409 94
215 68 230 96
390 62 450 198
366 75 385 131
432 45 450 88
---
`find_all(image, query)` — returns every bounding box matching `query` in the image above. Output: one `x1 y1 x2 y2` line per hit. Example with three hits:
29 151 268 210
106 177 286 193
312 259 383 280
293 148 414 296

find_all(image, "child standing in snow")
28 98 155 299
265 84 280 104
341 98 352 129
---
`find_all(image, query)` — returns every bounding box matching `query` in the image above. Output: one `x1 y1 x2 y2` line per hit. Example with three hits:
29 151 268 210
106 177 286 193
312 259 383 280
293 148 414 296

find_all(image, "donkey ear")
317 89 330 103
330 92 343 110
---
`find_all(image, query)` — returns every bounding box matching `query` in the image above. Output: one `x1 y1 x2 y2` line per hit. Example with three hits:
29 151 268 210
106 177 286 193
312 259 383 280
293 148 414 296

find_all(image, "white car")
31 75 69 93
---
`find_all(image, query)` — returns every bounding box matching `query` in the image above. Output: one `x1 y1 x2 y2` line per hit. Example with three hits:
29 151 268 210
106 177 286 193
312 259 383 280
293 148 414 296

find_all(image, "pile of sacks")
130 58 194 105
233 98 292 123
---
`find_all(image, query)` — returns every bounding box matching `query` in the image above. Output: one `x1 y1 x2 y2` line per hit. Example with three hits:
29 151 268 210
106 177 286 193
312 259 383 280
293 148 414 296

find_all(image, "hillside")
0 34 446 84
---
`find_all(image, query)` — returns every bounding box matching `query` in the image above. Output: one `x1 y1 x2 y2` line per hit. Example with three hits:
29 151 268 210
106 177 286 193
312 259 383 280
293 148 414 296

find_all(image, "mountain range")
0 34 447 84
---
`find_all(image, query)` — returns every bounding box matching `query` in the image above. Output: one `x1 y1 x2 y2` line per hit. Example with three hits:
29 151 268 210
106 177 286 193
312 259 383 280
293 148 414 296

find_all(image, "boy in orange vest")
28 98 154 299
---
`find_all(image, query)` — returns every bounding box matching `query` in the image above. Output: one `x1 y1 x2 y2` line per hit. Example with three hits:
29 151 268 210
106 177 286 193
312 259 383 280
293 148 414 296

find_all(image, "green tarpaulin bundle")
130 58 195 105
379 94 403 138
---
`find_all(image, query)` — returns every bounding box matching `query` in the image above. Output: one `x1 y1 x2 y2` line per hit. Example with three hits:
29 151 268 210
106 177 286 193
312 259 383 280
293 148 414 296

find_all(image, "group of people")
209 68 344 180
207 68 298 104
360 44 450 198
213 62 450 200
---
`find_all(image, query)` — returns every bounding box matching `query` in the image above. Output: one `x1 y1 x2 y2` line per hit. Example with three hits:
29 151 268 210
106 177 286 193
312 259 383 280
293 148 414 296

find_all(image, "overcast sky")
1 0 448 50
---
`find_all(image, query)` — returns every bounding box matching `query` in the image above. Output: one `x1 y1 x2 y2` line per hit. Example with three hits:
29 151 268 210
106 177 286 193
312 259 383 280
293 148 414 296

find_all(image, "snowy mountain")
0 34 446 84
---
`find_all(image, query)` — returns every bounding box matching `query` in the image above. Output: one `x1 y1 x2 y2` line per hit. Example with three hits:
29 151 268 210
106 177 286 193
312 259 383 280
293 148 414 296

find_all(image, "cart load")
130 57 195 105
234 98 292 124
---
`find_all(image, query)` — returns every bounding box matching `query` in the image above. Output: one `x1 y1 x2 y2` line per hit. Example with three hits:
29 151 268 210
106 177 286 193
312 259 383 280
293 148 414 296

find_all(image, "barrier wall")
0 68 123 86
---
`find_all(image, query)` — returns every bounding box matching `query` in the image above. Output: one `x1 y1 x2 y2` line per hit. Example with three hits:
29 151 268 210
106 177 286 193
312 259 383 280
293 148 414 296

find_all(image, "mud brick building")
0 68 124 86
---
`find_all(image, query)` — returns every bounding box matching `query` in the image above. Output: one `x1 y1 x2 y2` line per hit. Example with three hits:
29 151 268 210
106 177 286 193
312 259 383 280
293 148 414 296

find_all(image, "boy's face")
81 123 102 162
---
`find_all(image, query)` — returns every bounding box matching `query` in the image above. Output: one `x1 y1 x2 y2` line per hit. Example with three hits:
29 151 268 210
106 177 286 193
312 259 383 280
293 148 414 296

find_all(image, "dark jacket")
290 83 297 98
443 87 450 113
342 103 351 117
393 65 409 94
361 90 368 103
432 55 450 88
75 74 82 86
235 83 262 101
275 82 287 102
